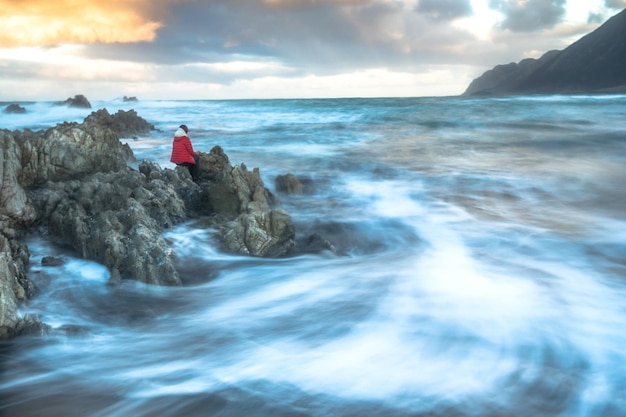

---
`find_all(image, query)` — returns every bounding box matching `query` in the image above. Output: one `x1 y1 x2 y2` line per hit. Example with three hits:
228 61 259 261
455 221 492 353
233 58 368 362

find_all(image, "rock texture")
57 94 92 108
4 103 26 114
464 8 626 96
195 147 295 257
86 108 155 138
0 109 296 339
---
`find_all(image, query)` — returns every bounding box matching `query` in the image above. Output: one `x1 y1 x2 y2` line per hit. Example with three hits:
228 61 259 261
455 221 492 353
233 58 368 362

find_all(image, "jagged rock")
4 103 26 114
0 130 37 224
30 168 187 286
85 108 155 138
275 173 303 195
0 109 298 337
21 125 132 186
222 209 295 257
0 234 34 340
58 94 92 108
195 146 294 256
183 145 295 257
196 146 275 217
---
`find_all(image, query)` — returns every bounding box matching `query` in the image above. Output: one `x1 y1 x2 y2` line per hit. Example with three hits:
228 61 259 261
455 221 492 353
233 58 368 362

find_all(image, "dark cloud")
489 0 567 32
605 0 626 8
81 0 480 84
416 0 473 22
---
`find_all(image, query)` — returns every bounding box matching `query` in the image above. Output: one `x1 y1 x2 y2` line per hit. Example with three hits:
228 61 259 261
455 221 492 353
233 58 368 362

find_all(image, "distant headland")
463 8 626 96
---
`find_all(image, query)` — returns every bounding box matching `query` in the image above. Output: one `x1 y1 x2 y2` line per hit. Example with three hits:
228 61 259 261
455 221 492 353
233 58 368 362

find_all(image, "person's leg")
176 162 194 179
189 155 200 180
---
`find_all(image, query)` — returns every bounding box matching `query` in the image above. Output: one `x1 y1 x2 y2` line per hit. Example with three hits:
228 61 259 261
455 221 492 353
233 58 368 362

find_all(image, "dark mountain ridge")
463 8 626 96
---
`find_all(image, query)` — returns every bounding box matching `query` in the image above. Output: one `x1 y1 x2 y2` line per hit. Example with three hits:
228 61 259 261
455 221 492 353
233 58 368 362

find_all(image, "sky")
0 0 625 101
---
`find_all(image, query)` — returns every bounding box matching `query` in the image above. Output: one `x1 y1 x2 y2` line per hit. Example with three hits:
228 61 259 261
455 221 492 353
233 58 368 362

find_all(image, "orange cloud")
0 0 164 47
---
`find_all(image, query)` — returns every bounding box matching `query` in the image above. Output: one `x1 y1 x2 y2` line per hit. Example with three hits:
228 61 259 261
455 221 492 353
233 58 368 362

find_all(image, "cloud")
83 0 481 75
488 0 567 32
0 0 611 100
0 0 168 47
416 0 473 22
587 13 605 23
605 0 626 8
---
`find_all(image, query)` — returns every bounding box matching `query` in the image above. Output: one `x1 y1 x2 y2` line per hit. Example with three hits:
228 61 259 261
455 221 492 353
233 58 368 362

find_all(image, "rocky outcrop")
0 235 33 338
0 108 297 338
85 108 155 138
57 94 92 108
464 8 626 96
222 208 295 257
29 166 187 286
194 147 295 256
3 103 26 114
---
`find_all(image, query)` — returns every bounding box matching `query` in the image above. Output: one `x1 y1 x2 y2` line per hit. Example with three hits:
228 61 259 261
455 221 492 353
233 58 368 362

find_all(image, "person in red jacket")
170 124 199 180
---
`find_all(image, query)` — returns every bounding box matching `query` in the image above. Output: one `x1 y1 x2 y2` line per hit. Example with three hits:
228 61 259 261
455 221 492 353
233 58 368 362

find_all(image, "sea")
1 95 625 417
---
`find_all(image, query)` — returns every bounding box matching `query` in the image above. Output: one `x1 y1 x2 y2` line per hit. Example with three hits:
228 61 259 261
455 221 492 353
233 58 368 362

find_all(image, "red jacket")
170 128 198 164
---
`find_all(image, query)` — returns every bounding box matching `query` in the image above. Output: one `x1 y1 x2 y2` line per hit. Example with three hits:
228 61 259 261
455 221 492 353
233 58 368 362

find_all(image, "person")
170 124 200 180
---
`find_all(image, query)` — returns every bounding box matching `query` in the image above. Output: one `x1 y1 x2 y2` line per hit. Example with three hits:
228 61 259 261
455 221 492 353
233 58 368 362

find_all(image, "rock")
58 94 92 108
0 234 34 340
0 109 299 337
222 209 295 257
0 130 37 223
299 233 338 255
193 146 295 257
275 173 303 195
17 120 134 186
196 146 276 218
4 103 26 114
123 96 139 102
14 314 51 337
41 256 65 266
32 168 187 286
85 108 155 138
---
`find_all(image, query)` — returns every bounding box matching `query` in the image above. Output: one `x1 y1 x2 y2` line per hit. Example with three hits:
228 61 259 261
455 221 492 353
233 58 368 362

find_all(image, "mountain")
463 8 626 96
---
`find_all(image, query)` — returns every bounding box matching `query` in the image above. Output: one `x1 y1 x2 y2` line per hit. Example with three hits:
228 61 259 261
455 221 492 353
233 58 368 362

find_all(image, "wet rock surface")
0 108 300 338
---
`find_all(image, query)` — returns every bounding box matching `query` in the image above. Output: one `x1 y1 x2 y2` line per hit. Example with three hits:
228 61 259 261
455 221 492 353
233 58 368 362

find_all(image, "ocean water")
1 95 626 416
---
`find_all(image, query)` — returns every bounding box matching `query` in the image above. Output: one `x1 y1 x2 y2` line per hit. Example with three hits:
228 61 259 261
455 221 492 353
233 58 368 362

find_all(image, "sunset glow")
0 0 162 47
0 0 622 100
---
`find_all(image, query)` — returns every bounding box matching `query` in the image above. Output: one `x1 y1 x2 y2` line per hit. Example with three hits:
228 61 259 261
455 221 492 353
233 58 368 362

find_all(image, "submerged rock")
275 173 303 195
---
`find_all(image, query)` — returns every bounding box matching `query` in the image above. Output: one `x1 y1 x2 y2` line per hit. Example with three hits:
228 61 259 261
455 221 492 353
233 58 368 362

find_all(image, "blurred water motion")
2 95 626 416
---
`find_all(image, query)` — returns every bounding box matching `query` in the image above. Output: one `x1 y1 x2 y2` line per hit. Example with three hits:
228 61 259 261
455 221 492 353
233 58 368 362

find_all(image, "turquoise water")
1 95 626 416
